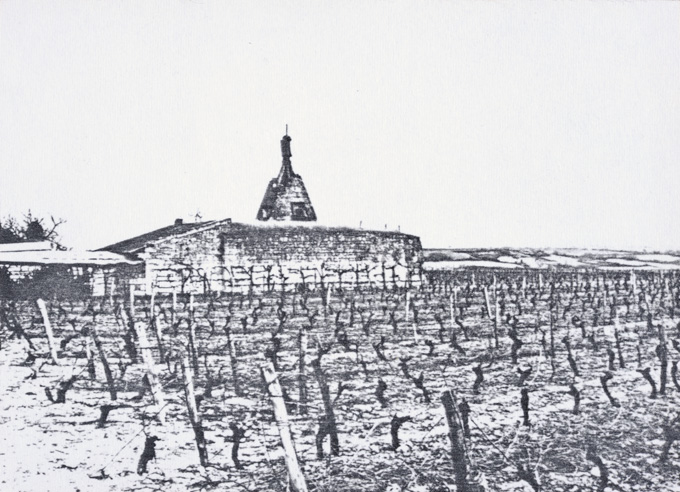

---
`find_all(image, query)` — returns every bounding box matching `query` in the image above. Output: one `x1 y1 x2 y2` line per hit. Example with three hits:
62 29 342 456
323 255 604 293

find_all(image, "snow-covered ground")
2 281 680 491
424 248 680 270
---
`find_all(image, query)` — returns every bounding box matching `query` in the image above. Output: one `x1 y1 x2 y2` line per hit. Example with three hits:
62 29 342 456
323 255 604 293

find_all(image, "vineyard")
2 270 680 492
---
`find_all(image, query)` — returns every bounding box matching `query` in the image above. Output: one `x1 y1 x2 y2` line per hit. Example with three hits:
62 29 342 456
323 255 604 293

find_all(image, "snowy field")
424 249 680 271
2 270 680 491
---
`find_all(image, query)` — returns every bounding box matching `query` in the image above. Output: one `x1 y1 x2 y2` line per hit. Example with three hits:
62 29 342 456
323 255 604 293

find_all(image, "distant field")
423 248 680 271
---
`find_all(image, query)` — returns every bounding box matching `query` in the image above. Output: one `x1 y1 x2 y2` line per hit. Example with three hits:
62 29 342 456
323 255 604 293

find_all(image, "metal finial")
285 124 288 136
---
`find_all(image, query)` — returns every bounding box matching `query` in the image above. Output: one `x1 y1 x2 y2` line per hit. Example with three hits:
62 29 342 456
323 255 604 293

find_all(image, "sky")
1 1 679 252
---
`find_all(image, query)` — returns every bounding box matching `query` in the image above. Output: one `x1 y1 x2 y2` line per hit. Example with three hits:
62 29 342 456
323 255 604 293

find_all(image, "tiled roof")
98 220 226 254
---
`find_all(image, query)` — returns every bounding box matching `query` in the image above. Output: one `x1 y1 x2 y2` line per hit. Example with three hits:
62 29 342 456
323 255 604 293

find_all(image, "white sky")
1 1 679 251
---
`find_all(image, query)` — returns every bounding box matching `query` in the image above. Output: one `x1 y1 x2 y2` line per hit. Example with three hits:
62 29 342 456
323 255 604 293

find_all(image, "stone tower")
257 133 317 222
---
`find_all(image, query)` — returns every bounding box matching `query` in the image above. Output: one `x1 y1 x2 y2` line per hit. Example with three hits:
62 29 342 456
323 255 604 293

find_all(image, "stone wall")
141 223 423 294
140 224 228 294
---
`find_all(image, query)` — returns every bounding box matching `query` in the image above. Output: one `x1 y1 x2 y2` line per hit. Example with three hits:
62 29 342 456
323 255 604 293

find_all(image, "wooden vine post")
129 286 136 319
134 317 167 423
188 293 199 375
313 356 340 457
121 286 140 364
549 311 556 373
84 335 96 380
658 322 668 395
90 325 117 401
36 299 60 365
225 325 242 397
171 290 177 328
483 286 492 320
298 327 309 415
405 290 419 343
326 282 332 315
181 353 209 467
631 270 637 296
405 291 411 324
261 362 308 492
150 288 165 364
441 390 470 492
493 274 500 349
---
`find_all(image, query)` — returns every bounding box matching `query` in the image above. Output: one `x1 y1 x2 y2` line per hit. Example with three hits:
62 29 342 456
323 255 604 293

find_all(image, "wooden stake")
312 359 339 456
90 326 117 401
171 290 177 327
405 291 410 324
261 362 308 492
107 270 115 305
549 311 556 372
118 302 139 364
225 326 242 396
129 287 136 320
133 319 166 423
182 353 209 466
493 275 499 349
85 336 96 380
449 292 454 324
631 271 637 296
658 323 668 395
483 287 492 320
298 327 308 415
36 299 60 365
150 288 165 364
441 390 470 492
188 293 199 375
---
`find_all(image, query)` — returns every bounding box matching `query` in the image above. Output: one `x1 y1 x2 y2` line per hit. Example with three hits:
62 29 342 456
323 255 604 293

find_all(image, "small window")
290 202 308 220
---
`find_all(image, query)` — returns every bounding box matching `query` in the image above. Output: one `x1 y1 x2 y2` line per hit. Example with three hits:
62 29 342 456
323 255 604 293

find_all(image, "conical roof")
257 133 317 222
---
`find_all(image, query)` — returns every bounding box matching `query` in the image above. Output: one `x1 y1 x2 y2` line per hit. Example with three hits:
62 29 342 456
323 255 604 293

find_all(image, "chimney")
174 218 183 226
277 134 294 185
281 134 292 159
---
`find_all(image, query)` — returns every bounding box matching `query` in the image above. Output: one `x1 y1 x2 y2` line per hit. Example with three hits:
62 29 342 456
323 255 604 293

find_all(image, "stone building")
101 220 421 294
99 132 423 294
0 133 421 298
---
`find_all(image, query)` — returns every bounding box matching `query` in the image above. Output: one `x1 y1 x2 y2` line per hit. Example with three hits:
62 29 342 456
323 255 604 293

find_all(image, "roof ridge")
98 218 232 254
147 219 231 247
